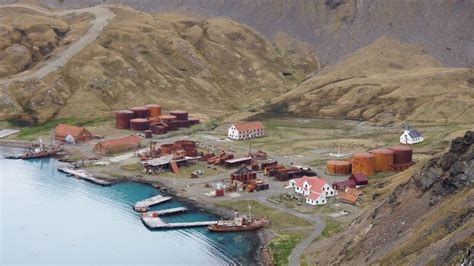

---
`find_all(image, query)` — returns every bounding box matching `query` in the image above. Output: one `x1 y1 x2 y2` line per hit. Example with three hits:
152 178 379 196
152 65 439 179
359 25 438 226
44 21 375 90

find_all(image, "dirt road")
0 4 115 86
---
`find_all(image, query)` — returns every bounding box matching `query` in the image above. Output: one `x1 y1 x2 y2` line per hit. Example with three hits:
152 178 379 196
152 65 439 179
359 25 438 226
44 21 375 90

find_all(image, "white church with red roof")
289 176 337 205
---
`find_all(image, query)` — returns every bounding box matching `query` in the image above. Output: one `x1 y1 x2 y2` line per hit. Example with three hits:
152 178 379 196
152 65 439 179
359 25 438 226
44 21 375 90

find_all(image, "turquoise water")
0 156 259 265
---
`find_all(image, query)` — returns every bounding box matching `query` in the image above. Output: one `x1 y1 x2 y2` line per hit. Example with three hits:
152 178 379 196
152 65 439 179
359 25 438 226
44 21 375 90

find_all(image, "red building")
349 173 368 186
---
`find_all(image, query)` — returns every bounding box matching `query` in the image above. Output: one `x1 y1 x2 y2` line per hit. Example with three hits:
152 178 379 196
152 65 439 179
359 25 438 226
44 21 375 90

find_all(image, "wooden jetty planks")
141 216 218 229
133 195 171 212
57 167 112 186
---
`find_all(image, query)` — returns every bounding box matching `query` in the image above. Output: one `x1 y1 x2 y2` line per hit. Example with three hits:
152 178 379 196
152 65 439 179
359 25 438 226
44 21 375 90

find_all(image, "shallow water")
0 156 259 265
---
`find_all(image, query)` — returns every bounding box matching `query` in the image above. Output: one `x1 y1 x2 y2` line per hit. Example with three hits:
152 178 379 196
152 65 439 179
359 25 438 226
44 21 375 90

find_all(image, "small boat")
6 139 63 160
208 205 269 232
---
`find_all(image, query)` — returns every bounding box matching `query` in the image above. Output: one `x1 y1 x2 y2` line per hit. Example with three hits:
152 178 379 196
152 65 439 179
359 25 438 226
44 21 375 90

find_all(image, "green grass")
321 218 343 238
268 234 302 266
215 200 313 265
15 117 111 140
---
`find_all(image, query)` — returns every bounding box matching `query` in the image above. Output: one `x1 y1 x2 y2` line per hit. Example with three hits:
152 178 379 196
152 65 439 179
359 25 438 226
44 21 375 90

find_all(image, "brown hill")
0 6 318 123
303 131 473 265
267 37 474 124
38 0 474 68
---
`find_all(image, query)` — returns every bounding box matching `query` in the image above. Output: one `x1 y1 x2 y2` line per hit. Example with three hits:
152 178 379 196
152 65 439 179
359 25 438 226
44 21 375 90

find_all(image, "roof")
408 130 422 138
345 187 363 197
232 121 264 132
54 124 89 137
351 173 368 182
307 191 323 201
337 192 358 204
96 135 142 149
225 157 252 164
333 179 356 188
145 155 173 166
292 176 327 193
232 166 253 175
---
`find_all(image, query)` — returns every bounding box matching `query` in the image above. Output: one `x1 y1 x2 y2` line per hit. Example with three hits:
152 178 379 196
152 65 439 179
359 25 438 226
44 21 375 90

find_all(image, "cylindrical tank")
326 160 352 175
144 130 152 138
130 118 149 131
130 107 150 118
160 143 181 154
390 145 413 165
151 125 167 135
174 140 196 149
165 120 178 131
352 152 375 176
170 110 188 121
146 104 162 117
115 110 134 129
370 148 395 172
159 115 177 123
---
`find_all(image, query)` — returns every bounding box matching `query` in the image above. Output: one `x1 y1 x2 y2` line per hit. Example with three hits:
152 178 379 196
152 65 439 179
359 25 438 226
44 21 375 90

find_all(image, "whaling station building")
93 135 142 155
53 124 92 143
228 121 265 140
289 176 337 205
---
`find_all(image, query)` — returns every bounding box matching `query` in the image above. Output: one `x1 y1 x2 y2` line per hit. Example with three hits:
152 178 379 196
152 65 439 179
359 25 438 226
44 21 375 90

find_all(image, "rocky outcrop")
413 131 473 203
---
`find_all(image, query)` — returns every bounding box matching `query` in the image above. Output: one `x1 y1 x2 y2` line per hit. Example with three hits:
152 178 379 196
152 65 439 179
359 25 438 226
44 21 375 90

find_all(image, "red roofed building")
289 176 336 205
94 135 142 155
349 173 368 186
54 124 92 142
228 121 264 140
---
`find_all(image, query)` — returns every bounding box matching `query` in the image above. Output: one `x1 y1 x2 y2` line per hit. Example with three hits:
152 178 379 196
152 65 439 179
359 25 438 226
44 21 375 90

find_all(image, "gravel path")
0 4 115 86
256 195 326 266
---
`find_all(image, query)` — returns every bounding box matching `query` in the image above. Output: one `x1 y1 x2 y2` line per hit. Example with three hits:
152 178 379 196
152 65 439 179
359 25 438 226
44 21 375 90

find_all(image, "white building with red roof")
289 176 336 205
228 121 265 140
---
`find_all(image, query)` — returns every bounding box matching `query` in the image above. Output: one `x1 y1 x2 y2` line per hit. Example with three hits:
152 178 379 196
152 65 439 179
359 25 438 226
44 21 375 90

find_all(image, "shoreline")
96 172 274 266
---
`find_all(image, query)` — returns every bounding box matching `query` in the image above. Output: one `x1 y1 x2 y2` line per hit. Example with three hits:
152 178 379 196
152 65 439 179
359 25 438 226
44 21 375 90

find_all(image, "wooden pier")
141 207 187 218
133 195 171 212
57 167 112 186
141 216 218 229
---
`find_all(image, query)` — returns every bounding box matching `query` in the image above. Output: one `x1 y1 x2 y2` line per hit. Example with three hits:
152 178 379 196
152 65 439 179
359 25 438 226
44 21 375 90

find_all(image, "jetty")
141 216 218 229
141 207 187 218
133 195 171 212
57 167 112 186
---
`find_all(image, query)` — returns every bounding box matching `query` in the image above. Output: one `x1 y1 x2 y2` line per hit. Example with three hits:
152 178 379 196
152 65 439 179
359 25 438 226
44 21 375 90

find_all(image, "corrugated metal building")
94 135 142 155
54 124 92 142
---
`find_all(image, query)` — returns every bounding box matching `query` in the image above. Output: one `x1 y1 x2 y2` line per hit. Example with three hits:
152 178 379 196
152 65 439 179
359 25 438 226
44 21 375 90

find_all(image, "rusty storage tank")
390 145 413 165
183 147 198 157
115 110 134 129
130 106 150 119
165 120 179 131
144 130 153 138
159 115 177 123
175 140 196 149
326 160 351 175
160 143 181 154
148 117 160 125
352 152 375 176
130 118 149 131
170 110 188 121
146 104 162 117
370 148 395 172
151 124 167 135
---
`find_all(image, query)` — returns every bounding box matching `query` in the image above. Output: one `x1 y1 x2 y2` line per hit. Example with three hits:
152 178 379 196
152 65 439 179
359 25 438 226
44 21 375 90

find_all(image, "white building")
228 121 265 140
289 176 336 206
400 124 424 144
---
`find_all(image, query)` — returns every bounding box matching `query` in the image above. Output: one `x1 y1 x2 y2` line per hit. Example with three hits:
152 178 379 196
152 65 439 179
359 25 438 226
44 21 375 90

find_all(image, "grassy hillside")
267 37 474 124
0 6 318 124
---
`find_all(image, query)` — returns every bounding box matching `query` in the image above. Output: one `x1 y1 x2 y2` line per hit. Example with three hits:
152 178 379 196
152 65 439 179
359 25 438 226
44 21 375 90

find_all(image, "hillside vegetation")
0 6 318 124
267 37 474 124
302 131 473 265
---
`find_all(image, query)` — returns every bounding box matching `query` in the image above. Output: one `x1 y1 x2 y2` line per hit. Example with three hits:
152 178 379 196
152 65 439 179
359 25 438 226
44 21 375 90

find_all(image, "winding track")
0 5 324 264
256 195 326 266
0 4 115 86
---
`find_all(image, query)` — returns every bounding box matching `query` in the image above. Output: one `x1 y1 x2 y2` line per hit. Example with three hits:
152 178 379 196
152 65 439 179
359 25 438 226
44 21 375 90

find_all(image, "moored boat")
208 205 269 232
